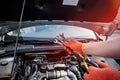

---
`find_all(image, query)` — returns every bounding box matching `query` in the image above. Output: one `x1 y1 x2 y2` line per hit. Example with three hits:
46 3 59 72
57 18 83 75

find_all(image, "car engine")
0 47 120 80
9 51 86 80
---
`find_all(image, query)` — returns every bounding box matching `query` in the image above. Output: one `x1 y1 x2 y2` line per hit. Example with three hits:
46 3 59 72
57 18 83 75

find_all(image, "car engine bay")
14 52 84 80
0 44 120 80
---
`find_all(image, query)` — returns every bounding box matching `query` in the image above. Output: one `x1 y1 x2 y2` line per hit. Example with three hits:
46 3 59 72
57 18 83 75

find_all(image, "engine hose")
38 70 77 80
67 70 77 80
38 74 46 80
69 66 83 80
29 64 38 80
38 70 67 80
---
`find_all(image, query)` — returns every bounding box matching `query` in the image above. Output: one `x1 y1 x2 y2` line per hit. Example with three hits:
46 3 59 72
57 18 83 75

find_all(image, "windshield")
7 25 96 40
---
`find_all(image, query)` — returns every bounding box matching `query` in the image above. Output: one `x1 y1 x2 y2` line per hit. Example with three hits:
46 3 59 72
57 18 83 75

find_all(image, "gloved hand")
84 60 120 80
63 39 84 54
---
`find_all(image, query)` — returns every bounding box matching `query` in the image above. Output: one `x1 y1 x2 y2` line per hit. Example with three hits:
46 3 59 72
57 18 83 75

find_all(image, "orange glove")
63 39 85 54
84 60 120 80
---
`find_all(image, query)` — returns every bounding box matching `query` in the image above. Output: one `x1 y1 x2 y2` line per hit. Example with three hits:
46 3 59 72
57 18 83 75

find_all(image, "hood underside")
0 0 120 22
0 0 120 36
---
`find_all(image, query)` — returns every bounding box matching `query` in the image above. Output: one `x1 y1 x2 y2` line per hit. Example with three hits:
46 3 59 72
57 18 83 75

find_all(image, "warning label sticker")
62 0 79 6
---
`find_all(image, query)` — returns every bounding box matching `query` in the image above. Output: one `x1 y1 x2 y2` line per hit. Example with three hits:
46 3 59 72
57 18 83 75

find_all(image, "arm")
63 38 120 58
85 38 120 58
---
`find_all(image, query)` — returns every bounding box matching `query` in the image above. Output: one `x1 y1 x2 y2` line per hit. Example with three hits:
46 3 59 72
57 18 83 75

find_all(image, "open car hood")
0 0 120 22
0 0 120 36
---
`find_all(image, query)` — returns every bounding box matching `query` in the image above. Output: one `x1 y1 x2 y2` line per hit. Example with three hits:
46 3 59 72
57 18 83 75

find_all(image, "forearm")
84 38 120 58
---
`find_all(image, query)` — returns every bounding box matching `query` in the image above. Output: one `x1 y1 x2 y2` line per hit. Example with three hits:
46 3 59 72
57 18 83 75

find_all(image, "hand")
84 60 120 80
63 39 83 54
